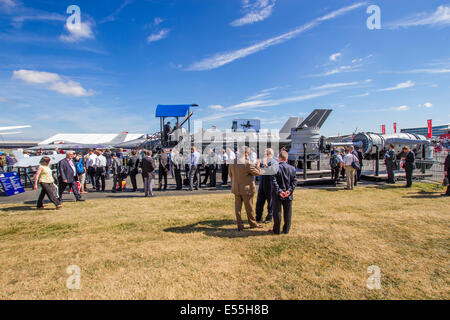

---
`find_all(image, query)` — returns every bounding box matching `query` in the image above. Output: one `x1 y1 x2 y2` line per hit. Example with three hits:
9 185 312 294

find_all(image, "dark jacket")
128 155 140 173
159 153 169 170
111 158 123 176
405 150 415 169
356 150 363 167
271 161 297 201
142 156 156 178
104 152 112 167
385 149 395 164
58 158 77 183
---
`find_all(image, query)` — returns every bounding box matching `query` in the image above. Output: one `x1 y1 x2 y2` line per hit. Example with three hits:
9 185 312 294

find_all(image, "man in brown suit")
228 146 263 231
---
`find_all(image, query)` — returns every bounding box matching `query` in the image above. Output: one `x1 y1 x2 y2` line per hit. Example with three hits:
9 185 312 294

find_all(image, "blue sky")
0 0 449 140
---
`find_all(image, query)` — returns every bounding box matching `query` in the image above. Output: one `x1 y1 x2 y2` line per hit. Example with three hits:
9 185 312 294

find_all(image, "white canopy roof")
39 133 145 145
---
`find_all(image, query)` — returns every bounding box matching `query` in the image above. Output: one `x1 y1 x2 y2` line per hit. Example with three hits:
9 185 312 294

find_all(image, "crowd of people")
18 142 450 232
29 145 298 234
0 151 16 173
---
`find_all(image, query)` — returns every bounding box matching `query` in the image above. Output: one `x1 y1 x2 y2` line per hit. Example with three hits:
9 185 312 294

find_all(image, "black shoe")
76 199 85 202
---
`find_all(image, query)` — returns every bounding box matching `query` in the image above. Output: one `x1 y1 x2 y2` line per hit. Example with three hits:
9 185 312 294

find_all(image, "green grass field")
0 183 448 299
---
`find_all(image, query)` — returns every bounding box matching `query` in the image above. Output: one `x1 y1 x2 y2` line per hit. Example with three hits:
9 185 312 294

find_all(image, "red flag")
393 122 397 133
381 125 386 135
427 119 432 138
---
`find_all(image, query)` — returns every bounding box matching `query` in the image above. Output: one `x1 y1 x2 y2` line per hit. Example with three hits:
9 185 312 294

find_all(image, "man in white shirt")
86 149 97 189
188 146 201 191
94 150 107 191
249 148 257 165
343 149 358 190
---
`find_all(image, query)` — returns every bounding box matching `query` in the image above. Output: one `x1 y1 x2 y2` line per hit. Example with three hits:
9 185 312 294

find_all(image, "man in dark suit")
128 150 140 192
442 152 450 197
58 151 85 202
158 149 170 190
270 150 297 235
384 144 396 184
403 146 415 188
141 151 156 197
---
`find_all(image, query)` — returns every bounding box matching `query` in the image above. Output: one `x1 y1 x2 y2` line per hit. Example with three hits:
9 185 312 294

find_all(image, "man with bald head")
58 151 85 202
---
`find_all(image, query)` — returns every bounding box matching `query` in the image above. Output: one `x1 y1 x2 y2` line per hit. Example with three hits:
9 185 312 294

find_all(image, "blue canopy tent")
155 104 198 146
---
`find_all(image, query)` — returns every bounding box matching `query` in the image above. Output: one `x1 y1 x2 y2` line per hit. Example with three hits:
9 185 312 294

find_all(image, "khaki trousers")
234 194 258 229
345 166 356 189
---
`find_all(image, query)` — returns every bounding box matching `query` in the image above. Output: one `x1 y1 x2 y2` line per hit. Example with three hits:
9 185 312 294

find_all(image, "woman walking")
33 156 62 209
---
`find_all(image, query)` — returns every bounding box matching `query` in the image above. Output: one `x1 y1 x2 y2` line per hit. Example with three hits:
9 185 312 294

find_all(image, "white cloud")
147 29 170 43
390 5 450 28
12 69 94 97
101 0 133 23
208 105 225 110
377 80 415 92
198 111 246 122
60 20 95 42
244 92 272 101
400 68 450 74
49 80 94 97
187 2 366 71
329 52 341 61
12 70 61 84
230 0 276 27
395 105 409 111
153 17 165 26
350 92 370 98
310 81 360 90
228 91 334 110
424 102 433 108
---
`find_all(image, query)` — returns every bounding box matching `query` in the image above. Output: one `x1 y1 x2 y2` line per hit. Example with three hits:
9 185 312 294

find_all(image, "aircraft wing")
0 125 31 131
14 154 66 168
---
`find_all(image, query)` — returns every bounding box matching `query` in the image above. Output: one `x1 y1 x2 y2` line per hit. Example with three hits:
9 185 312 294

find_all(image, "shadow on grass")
365 184 405 190
402 190 446 199
164 219 271 238
0 205 38 212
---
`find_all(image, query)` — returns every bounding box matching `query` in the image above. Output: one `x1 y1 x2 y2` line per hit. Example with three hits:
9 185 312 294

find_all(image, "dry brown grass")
0 183 448 300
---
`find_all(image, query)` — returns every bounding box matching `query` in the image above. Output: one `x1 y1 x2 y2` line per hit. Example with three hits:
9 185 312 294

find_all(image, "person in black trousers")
442 152 450 197
384 144 396 184
402 146 415 188
355 146 364 184
57 151 85 202
158 149 169 190
171 150 183 190
270 150 297 235
128 150 140 192
104 149 112 180
33 156 62 209
256 148 277 223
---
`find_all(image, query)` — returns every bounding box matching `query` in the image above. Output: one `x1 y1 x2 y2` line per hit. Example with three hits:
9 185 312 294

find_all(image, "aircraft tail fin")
297 109 332 129
110 132 128 144
280 117 303 139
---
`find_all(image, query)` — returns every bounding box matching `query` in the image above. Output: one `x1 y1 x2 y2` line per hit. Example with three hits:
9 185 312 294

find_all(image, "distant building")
401 124 450 137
